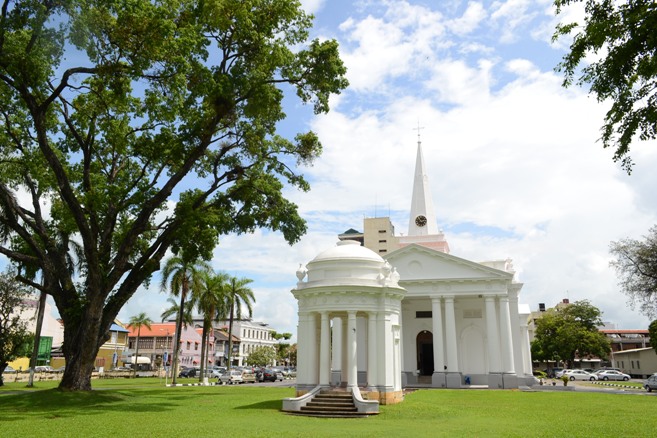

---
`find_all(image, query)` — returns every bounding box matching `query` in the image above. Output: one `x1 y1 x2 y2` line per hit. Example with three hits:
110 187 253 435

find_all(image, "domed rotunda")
289 239 406 406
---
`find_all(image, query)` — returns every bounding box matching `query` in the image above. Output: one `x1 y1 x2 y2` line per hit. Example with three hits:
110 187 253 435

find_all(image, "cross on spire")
412 121 424 146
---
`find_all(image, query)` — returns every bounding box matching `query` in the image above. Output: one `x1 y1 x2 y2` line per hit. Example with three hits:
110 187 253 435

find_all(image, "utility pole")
27 290 47 387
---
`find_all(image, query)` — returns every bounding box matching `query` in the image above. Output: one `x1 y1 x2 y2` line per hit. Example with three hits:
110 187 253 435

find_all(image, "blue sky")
111 0 657 338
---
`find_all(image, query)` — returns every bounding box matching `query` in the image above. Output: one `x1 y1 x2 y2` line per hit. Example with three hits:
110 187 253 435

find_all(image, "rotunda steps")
283 390 378 418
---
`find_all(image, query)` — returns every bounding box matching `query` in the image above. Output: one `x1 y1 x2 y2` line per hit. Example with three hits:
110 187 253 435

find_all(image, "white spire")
408 126 438 236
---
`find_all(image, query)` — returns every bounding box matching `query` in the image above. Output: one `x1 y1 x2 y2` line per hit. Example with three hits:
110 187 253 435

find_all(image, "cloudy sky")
117 0 657 338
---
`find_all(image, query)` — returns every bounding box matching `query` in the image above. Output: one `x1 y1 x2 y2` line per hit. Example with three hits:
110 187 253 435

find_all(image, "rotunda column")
367 311 378 389
331 316 342 386
319 311 330 386
347 310 358 388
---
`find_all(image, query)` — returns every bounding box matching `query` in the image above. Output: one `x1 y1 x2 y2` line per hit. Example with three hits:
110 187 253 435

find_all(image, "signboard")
163 351 169 365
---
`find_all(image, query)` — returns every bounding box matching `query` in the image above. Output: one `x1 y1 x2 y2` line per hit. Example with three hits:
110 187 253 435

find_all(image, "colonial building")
289 134 534 411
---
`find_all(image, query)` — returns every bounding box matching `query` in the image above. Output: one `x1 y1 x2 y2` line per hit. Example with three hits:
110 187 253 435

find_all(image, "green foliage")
531 300 611 368
649 320 657 353
553 0 657 173
0 271 33 386
245 345 277 367
0 0 347 390
610 225 657 318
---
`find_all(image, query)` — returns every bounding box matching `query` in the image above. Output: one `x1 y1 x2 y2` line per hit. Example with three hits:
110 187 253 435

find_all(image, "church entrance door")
416 331 434 376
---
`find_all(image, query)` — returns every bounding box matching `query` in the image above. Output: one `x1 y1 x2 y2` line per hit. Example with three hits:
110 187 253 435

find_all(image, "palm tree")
193 271 229 382
224 276 255 369
160 297 194 326
128 313 153 375
160 256 210 384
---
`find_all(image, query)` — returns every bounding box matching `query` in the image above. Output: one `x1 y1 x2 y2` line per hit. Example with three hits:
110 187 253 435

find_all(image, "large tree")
649 320 657 353
553 0 657 173
0 271 33 386
531 300 611 368
610 225 657 318
0 1 347 391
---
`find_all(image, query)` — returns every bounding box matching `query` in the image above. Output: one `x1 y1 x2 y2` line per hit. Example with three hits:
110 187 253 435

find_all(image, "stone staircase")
284 390 376 418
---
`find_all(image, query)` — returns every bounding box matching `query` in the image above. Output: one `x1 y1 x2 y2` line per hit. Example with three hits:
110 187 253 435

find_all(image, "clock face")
415 215 427 227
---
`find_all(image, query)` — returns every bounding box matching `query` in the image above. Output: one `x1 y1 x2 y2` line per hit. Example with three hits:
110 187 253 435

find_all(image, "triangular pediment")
384 244 512 282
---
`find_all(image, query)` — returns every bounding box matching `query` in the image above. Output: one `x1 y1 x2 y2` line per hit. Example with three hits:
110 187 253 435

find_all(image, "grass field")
1 379 655 437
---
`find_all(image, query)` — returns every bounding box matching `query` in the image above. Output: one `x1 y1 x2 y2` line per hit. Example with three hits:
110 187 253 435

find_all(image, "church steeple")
408 126 438 236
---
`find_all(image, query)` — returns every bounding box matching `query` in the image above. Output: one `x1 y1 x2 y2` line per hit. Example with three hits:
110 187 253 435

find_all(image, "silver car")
644 374 657 392
595 370 630 381
563 370 597 381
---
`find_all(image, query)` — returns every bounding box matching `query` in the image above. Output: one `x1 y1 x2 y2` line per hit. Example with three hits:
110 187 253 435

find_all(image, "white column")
331 316 342 382
520 321 532 375
296 312 308 385
367 311 378 388
498 297 515 374
347 311 358 388
431 297 445 373
444 297 459 372
307 312 318 385
485 296 501 373
319 311 330 386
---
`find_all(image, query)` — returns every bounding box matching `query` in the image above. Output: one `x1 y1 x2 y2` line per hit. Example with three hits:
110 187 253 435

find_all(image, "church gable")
385 244 512 282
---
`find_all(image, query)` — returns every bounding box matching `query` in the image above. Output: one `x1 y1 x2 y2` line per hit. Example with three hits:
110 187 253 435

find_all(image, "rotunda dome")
311 240 384 263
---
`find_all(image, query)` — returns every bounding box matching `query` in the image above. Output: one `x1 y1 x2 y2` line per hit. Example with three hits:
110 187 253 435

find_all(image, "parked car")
563 370 596 381
241 370 256 384
219 370 243 384
256 368 281 382
644 374 657 392
555 369 570 378
178 367 198 378
3 365 17 374
546 367 564 378
112 366 131 372
595 370 631 381
34 366 54 373
54 365 66 373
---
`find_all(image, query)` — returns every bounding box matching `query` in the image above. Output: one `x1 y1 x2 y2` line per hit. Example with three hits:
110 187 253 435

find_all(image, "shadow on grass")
234 398 283 411
0 388 183 422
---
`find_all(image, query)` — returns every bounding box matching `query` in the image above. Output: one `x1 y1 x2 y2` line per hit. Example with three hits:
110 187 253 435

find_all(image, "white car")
563 370 596 381
595 370 630 381
218 370 243 384
555 369 571 378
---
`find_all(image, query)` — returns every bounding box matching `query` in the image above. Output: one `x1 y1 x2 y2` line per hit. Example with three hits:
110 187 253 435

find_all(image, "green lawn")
1 379 655 437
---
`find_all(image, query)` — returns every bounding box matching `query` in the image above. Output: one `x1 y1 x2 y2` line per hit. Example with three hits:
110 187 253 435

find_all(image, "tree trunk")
133 329 141 376
59 301 105 391
226 302 234 369
171 279 187 385
199 321 208 383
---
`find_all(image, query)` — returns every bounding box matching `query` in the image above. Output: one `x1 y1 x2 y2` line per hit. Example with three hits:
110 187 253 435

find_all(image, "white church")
284 135 535 412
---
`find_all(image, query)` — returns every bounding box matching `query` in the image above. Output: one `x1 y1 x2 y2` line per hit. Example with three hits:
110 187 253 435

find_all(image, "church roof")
385 243 514 281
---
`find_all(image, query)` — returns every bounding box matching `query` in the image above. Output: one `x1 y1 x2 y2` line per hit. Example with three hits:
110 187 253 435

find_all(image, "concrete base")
432 372 447 388
502 373 518 389
488 373 504 389
330 370 342 387
445 372 462 388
